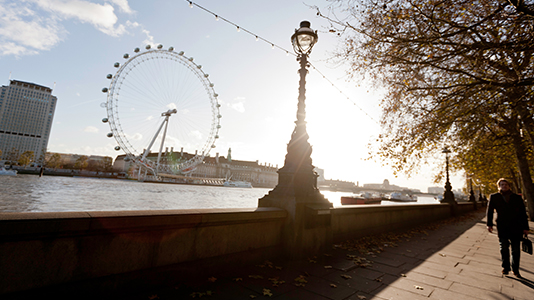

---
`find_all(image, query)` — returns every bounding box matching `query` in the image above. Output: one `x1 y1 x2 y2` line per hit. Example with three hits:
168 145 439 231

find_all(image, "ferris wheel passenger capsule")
214 93 218 97
217 125 221 129
189 57 194 61
102 118 108 123
217 114 222 118
114 146 121 151
146 45 151 50
106 74 112 79
216 104 221 108
211 145 216 148
114 62 120 68
102 87 108 93
168 46 174 51
197 65 202 69
209 83 214 87
178 51 184 56
107 132 113 137
204 74 209 78
157 44 163 49
134 47 140 53
215 135 219 139
123 53 129 59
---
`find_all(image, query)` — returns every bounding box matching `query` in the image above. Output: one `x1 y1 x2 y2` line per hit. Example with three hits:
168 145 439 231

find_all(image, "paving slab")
428 287 480 300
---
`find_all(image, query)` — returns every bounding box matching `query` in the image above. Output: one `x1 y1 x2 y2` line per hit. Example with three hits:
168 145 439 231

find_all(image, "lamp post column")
441 147 457 205
258 21 332 258
468 175 477 209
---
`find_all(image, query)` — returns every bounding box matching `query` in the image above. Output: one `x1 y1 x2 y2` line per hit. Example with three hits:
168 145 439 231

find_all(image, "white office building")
0 80 57 162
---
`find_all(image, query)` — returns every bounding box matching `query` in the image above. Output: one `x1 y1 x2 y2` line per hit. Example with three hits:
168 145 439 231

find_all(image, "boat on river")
0 167 17 176
388 192 417 202
222 180 252 188
341 191 382 205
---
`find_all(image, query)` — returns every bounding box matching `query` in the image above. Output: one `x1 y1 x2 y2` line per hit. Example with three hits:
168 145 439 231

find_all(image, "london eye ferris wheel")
101 44 222 177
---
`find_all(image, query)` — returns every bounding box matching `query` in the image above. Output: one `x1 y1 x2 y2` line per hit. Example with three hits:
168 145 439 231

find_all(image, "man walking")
487 178 529 277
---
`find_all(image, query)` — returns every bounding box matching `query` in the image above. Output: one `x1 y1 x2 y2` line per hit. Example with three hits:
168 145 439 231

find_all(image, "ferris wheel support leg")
156 117 170 174
141 116 169 161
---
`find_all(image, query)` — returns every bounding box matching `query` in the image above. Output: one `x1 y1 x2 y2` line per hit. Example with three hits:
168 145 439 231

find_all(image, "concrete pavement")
127 209 534 300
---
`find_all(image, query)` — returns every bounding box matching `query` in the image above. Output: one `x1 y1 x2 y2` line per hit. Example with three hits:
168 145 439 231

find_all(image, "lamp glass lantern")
291 21 318 55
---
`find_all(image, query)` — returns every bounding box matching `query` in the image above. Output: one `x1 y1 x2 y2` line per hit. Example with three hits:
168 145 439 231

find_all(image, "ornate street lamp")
441 147 456 204
467 174 476 202
259 21 330 209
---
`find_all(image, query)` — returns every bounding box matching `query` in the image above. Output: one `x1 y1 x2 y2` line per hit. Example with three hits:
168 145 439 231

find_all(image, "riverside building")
113 148 279 188
0 80 57 163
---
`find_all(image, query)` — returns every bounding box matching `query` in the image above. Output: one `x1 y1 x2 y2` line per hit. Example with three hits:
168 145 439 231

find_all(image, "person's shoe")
502 269 510 275
513 271 522 278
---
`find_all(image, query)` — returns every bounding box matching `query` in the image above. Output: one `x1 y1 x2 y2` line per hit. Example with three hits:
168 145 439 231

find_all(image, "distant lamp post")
467 174 477 209
441 147 456 204
258 21 331 256
468 174 476 202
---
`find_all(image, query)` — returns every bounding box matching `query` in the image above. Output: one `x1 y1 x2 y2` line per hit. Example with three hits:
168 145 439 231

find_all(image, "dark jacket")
487 192 529 237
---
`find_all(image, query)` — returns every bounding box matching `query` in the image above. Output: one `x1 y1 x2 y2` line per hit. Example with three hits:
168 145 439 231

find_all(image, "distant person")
486 178 529 277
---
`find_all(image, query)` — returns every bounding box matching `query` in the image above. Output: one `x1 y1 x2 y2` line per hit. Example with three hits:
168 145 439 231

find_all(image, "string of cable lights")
185 0 378 124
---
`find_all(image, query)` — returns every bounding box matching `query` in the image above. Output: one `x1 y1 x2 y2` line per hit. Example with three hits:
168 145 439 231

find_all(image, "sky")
0 0 466 192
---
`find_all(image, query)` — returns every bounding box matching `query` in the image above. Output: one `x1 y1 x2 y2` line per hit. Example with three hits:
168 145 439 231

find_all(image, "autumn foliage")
320 0 534 217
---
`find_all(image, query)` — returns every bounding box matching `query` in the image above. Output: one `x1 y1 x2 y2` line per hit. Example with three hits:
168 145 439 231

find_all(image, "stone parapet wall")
0 202 477 296
0 208 286 295
331 203 453 242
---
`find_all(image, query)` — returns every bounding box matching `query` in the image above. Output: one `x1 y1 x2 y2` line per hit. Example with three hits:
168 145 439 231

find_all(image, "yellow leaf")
341 274 352 279
249 295 257 299
324 266 333 269
414 285 424 290
330 284 337 288
207 277 217 282
263 288 273 297
233 278 243 282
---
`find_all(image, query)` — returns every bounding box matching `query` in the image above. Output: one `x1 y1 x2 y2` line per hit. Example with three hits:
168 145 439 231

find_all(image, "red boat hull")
341 196 382 205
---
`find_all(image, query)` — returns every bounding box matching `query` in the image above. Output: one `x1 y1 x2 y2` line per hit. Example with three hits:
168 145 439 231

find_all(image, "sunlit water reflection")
0 175 438 212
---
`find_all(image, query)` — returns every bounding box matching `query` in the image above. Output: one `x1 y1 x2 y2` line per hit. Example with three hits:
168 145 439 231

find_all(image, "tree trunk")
511 129 534 220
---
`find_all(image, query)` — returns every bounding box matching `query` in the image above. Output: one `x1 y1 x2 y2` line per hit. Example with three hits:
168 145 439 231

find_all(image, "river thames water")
0 175 438 212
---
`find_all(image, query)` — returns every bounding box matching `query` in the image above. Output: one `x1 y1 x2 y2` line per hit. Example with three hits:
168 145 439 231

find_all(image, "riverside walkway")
127 209 534 300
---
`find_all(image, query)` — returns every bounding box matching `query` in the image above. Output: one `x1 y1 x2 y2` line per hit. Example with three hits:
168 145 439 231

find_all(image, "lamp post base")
258 169 332 259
